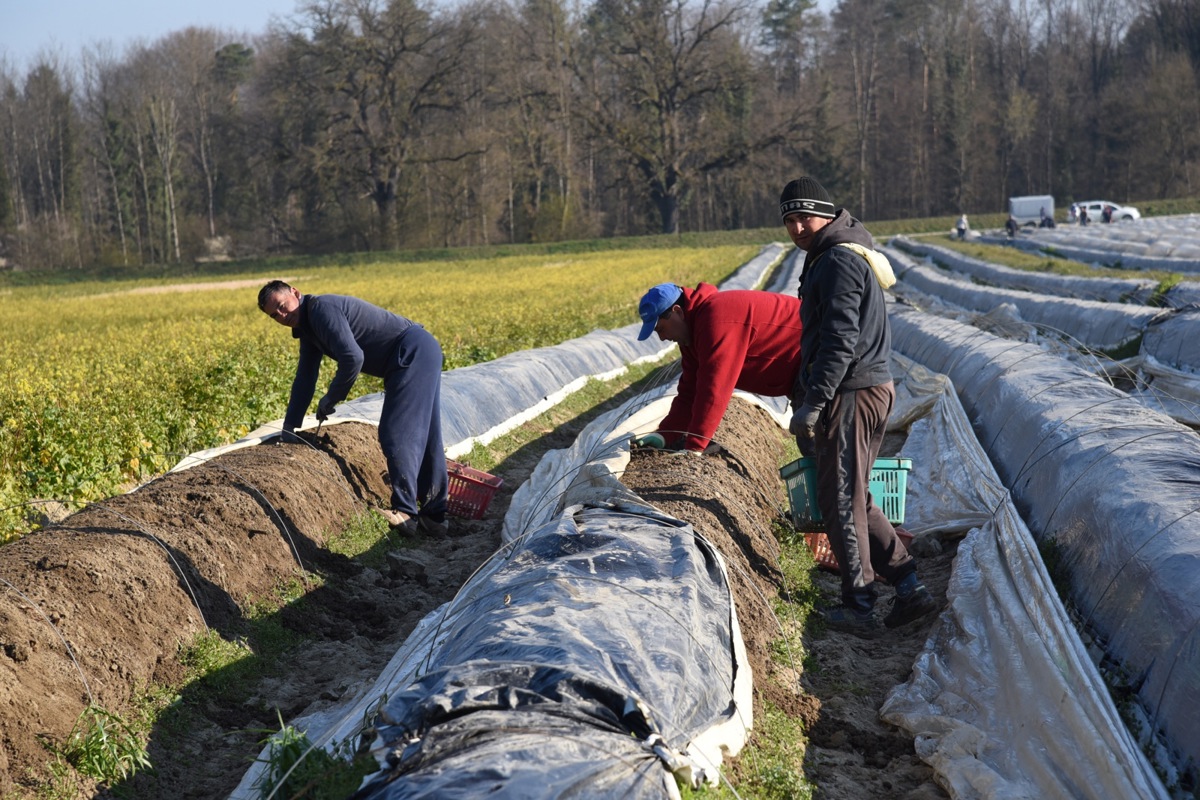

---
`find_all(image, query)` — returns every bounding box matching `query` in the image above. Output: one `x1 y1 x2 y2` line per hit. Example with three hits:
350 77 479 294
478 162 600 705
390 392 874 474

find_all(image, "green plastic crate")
779 456 911 531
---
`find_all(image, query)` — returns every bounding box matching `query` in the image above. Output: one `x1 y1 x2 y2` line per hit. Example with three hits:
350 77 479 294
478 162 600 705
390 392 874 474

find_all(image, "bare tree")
284 0 482 249
574 0 770 234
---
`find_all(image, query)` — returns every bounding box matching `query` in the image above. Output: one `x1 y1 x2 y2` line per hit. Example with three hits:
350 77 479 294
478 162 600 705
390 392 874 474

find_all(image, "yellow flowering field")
0 245 758 541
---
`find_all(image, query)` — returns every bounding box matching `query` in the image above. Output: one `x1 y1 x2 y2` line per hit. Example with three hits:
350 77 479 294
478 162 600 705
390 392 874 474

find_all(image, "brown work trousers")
812 381 914 612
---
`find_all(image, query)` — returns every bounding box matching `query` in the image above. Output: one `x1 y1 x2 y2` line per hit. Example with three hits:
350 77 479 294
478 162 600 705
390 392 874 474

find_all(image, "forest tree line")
2 0 1199 270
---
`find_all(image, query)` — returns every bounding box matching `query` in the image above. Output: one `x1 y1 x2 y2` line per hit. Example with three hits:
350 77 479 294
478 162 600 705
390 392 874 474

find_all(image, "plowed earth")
0 394 953 799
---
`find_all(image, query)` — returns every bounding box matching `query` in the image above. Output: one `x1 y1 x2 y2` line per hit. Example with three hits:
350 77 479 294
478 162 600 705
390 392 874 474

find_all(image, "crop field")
0 245 756 542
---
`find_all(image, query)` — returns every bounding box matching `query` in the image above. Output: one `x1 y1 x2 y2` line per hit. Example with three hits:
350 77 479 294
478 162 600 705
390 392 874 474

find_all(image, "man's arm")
658 315 752 451
283 339 322 432
656 346 699 448
310 300 365 407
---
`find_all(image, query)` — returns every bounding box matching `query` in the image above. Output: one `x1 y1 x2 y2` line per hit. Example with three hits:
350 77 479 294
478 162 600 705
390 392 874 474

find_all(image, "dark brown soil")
0 394 953 799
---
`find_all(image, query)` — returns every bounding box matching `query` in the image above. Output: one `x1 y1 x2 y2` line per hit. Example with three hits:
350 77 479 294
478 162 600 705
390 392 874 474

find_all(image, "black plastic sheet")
355 504 740 799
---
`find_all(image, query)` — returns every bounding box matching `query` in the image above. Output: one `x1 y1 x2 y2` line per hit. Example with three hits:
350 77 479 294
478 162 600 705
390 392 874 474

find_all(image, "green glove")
632 432 667 449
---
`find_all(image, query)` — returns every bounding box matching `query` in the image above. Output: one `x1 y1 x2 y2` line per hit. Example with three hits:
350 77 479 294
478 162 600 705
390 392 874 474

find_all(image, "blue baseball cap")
637 283 683 341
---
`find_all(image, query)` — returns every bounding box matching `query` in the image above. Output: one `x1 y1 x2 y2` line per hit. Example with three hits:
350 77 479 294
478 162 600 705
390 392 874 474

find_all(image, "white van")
1009 195 1055 226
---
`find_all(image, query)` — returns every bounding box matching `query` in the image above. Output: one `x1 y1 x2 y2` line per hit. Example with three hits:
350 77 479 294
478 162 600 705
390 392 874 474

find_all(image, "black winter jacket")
796 210 893 407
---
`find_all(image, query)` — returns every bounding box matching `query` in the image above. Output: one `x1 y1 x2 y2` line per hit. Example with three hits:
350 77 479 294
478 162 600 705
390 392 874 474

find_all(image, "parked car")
1076 200 1141 222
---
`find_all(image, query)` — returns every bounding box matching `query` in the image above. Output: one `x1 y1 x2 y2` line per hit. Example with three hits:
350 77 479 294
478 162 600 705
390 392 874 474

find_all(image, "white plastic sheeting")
892 236 1159 304
884 242 1200 424
351 501 753 799
882 354 1169 799
891 306 1199 788
978 213 1200 273
889 257 1167 351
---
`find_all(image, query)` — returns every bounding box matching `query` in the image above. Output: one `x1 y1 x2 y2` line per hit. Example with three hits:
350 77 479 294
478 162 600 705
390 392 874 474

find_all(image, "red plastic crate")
804 527 915 574
446 460 503 520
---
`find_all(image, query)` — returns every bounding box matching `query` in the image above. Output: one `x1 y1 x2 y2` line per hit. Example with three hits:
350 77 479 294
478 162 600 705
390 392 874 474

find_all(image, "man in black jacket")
258 281 448 535
780 177 937 635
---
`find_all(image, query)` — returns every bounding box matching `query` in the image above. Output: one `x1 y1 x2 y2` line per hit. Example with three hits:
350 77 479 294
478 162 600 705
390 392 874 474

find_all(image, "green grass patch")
249 712 376 800
326 510 396 568
680 702 815 799
56 705 153 784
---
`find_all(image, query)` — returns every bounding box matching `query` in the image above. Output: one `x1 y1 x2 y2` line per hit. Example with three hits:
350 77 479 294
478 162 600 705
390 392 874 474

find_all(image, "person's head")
779 177 835 250
637 283 689 345
258 280 302 328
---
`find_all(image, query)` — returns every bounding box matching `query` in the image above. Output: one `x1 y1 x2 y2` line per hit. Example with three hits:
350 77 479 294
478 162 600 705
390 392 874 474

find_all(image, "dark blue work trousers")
380 326 449 520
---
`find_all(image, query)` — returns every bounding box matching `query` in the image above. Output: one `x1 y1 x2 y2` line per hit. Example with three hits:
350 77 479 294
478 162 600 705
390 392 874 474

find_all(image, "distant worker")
955 214 969 240
1005 215 1019 237
1069 203 1079 224
258 281 449 535
1102 205 1114 224
779 175 938 635
1080 208 1090 226
633 283 802 452
1039 208 1056 228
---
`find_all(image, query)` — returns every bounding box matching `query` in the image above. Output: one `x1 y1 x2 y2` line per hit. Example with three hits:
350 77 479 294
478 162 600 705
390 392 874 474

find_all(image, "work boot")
884 585 938 629
376 507 418 535
820 605 883 638
418 515 450 535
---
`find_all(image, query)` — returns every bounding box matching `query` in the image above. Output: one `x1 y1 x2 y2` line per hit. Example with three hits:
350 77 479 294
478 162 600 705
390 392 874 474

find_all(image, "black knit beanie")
779 177 835 219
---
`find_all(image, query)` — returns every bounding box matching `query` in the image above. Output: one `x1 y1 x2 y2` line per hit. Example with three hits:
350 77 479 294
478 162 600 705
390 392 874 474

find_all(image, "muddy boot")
884 581 938 629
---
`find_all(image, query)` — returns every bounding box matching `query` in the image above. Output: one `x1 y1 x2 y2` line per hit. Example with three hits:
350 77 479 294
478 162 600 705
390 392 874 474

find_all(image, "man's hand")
632 432 667 449
316 395 336 421
789 402 823 454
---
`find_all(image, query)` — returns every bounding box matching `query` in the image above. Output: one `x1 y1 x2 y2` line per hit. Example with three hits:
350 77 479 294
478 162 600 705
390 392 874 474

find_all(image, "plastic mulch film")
352 503 749 799
890 259 1167 352
891 304 1199 788
891 236 1159 304
1140 305 1200 375
975 213 1200 273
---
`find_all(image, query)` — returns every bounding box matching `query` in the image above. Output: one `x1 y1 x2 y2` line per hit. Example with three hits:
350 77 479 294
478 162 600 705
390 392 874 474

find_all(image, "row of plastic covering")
352 500 751 799
976 213 1200 272
892 236 1162 304
890 305 1200 787
885 243 1169 351
886 240 1200 425
172 243 785 473
888 239 1200 424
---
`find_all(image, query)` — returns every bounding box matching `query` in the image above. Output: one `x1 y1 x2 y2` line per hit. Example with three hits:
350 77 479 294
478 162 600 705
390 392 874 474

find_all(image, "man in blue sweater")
780 177 937 635
258 281 448 535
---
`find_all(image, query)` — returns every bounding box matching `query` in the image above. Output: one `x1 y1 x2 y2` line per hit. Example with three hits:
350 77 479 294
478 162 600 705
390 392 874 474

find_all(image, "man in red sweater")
635 282 802 452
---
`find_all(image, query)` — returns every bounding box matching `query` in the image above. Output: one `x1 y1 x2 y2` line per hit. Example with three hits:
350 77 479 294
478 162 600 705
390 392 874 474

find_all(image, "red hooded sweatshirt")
657 283 802 450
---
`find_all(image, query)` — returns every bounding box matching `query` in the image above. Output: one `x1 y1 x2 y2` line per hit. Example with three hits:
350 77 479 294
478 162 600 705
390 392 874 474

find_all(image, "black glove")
790 402 823 458
316 395 336 421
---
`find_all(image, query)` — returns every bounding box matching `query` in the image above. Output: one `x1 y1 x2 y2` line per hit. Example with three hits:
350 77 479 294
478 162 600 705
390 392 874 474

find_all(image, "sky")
1 0 839 75
0 0 301 72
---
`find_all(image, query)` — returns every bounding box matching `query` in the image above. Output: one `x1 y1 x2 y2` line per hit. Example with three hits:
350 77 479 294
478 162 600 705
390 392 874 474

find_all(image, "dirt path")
0 396 953 799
